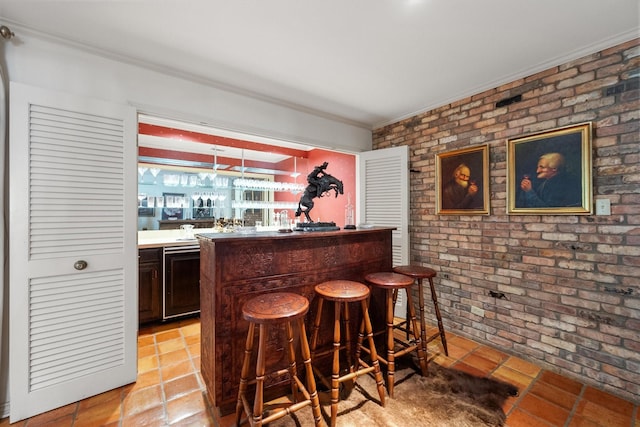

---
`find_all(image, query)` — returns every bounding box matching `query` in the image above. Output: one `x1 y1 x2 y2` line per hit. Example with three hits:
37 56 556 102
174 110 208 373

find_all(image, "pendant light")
290 157 301 195
211 146 218 185
291 157 300 178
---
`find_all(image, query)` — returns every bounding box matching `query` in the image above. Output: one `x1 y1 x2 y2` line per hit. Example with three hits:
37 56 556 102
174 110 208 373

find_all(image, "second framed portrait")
506 122 592 215
436 144 489 215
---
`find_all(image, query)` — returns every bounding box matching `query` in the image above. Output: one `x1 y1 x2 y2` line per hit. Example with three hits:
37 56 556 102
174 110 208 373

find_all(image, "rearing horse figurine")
295 162 344 223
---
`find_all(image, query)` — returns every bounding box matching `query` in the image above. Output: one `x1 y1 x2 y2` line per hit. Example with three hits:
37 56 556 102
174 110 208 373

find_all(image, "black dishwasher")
163 245 200 319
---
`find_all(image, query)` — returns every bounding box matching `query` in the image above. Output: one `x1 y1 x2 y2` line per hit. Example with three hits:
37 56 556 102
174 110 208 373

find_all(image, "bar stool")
393 265 448 356
309 280 386 427
364 272 428 398
235 292 322 427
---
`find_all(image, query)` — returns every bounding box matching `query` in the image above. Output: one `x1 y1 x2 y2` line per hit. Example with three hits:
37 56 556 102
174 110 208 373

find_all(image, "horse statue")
295 162 344 223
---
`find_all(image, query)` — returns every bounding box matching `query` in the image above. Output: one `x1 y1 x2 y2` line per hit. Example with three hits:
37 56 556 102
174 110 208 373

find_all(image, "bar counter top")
138 226 385 248
196 225 389 242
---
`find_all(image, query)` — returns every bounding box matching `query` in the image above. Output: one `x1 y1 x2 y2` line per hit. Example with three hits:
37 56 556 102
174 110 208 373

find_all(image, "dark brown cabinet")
138 245 201 324
138 248 162 324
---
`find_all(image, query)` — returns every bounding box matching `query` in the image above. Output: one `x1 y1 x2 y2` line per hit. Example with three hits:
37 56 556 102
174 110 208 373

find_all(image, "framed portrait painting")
436 144 489 215
507 122 592 215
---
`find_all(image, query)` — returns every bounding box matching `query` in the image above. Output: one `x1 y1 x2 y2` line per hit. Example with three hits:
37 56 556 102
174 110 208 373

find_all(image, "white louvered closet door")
9 82 137 422
358 145 409 317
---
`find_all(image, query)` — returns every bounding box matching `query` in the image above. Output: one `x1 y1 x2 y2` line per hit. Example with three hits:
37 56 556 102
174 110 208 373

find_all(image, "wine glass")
137 167 148 182
149 168 161 184
191 191 201 210
217 193 227 218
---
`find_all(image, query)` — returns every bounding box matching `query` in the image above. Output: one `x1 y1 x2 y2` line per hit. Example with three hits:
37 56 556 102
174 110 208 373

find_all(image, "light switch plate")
595 199 611 215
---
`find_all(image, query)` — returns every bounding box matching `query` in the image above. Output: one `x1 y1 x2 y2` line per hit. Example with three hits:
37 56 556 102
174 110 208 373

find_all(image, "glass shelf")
232 200 299 210
233 178 305 193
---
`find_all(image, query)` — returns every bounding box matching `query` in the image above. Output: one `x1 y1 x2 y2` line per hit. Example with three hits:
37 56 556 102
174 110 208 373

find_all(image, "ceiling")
2 1 638 131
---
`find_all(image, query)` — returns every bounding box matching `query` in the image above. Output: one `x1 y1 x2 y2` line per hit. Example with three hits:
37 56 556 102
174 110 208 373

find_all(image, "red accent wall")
139 123 356 228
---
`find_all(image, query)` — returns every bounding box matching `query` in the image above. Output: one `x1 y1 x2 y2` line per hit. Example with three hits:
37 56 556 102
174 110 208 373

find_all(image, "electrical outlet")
595 199 611 215
471 306 485 317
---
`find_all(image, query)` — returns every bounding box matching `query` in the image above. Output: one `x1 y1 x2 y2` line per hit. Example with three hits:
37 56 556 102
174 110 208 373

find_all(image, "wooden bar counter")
197 227 393 414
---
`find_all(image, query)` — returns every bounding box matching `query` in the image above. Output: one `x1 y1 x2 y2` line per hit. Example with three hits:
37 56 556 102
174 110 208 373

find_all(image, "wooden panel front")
199 229 393 414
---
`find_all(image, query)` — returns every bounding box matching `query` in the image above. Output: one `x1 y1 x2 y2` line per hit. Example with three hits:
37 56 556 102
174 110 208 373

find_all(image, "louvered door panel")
10 82 137 422
29 269 125 391
29 105 125 259
359 145 409 267
359 146 409 316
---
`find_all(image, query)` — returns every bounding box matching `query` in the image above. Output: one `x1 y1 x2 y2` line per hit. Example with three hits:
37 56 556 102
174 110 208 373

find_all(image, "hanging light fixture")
241 149 245 178
290 157 303 195
290 157 300 178
210 146 218 185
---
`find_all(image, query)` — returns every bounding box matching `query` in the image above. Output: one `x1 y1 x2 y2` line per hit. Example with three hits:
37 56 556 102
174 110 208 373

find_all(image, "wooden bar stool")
393 265 448 356
309 280 386 427
364 272 428 398
235 292 322 427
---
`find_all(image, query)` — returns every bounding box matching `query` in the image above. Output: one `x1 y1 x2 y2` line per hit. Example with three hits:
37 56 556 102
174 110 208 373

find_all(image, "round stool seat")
393 265 436 279
314 280 370 302
242 292 309 324
365 272 413 289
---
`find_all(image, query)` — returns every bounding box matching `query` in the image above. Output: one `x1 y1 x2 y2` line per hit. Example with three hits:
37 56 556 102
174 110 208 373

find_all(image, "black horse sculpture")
295 166 344 223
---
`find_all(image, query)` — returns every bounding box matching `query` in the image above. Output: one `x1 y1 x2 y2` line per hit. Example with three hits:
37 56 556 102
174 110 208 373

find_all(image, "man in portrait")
518 152 581 207
441 163 479 209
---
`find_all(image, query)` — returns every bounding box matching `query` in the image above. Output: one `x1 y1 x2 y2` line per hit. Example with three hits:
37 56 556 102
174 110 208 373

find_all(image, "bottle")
344 193 356 229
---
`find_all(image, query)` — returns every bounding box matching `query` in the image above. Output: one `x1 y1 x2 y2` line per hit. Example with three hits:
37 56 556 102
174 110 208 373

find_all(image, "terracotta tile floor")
2 317 638 426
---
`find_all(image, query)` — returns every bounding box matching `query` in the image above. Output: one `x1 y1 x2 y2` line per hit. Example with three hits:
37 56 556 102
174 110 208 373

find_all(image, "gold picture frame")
436 144 490 215
507 122 592 215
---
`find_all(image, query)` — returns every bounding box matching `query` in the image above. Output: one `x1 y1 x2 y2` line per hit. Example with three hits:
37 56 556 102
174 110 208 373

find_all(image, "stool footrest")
426 331 444 343
311 344 349 360
392 344 420 360
260 398 313 425
393 337 419 348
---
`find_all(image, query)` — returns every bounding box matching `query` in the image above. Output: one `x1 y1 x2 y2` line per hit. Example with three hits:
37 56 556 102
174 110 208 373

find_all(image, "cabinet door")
139 261 161 323
164 252 200 318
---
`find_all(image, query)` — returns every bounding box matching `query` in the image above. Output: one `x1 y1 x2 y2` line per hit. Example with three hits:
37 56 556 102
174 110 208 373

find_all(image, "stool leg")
330 301 342 427
360 299 386 407
297 317 323 426
428 277 449 356
416 278 428 357
384 289 397 398
235 322 255 426
253 324 268 427
309 297 324 355
406 294 411 341
405 291 428 376
285 321 300 402
354 308 365 366
343 302 353 376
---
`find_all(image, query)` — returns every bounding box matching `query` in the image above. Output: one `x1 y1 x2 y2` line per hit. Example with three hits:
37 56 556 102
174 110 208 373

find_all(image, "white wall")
0 28 372 417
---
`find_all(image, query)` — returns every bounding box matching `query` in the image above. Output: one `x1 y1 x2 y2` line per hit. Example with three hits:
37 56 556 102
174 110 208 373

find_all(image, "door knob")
74 260 88 270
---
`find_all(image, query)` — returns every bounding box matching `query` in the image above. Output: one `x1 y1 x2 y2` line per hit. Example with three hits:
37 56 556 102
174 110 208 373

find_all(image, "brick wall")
372 38 640 402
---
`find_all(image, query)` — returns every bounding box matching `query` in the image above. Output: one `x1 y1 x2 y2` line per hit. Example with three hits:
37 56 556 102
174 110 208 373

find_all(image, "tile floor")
2 316 638 427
